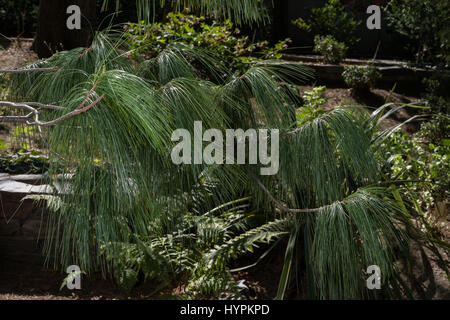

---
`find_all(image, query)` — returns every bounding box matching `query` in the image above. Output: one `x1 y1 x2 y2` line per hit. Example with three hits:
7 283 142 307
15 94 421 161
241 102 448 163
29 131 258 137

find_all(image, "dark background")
0 0 409 59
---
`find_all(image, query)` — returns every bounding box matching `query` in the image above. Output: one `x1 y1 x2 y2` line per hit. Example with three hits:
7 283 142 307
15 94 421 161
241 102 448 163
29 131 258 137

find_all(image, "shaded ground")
0 39 37 71
298 85 421 133
0 40 448 300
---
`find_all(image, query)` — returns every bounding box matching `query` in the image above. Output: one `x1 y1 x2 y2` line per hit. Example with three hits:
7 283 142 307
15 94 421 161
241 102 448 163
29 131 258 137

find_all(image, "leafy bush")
417 73 450 144
342 65 381 93
385 0 450 66
0 150 49 174
422 73 450 112
378 129 449 231
123 12 291 74
313 35 347 64
296 86 327 126
292 0 361 48
97 197 286 297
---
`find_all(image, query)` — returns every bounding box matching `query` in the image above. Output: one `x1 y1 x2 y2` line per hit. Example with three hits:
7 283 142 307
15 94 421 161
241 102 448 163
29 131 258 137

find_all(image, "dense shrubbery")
342 65 381 94
101 197 287 298
296 86 327 126
123 12 291 74
420 73 450 145
379 128 449 232
313 35 347 64
385 0 450 66
292 0 361 48
377 72 449 233
0 150 48 174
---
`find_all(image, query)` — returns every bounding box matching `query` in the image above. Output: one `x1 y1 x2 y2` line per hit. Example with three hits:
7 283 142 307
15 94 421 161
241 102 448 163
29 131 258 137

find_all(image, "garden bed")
282 54 450 90
1 38 448 301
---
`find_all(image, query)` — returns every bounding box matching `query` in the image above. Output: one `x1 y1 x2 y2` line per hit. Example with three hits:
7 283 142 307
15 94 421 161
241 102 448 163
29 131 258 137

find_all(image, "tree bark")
33 0 97 58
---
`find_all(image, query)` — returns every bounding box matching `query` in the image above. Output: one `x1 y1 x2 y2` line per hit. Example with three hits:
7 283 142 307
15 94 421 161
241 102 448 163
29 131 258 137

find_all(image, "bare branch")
0 67 60 74
244 165 324 213
0 84 104 126
33 95 104 127
0 101 38 114
0 115 31 123
22 102 65 111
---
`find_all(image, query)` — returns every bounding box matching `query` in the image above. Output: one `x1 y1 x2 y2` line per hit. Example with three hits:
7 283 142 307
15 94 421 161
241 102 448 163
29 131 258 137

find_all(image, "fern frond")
204 218 292 267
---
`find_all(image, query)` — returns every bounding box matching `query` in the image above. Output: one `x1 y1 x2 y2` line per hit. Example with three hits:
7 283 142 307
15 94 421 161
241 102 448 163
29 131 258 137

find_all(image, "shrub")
342 65 381 93
296 86 327 126
420 73 450 142
123 12 291 74
313 35 347 64
385 0 450 66
0 150 49 174
292 0 361 48
378 129 450 233
422 73 450 116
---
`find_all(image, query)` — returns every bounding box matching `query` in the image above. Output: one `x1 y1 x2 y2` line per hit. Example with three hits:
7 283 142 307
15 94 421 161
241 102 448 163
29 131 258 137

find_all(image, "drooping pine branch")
102 0 270 25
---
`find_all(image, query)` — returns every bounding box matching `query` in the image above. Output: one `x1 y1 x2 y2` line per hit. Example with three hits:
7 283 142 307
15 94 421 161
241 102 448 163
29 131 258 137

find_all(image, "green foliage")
385 0 450 66
123 12 290 74
10 30 311 280
292 0 361 48
313 35 347 64
342 65 381 94
0 150 48 174
11 29 449 300
378 128 449 230
414 73 450 150
97 197 285 297
296 86 327 126
310 188 409 299
259 38 293 60
420 73 450 143
103 0 270 25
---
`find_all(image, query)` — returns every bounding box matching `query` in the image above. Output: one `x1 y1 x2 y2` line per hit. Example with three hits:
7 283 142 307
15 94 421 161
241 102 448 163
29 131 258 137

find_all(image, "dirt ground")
297 85 421 132
0 41 448 300
0 39 38 70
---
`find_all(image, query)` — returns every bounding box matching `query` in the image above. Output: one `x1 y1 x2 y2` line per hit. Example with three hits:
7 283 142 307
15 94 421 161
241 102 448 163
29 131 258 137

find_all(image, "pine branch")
244 165 325 213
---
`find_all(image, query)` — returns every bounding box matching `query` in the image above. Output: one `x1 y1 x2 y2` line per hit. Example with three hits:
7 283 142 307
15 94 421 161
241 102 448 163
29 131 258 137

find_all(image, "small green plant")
342 65 381 94
314 35 347 64
292 0 361 48
297 86 327 126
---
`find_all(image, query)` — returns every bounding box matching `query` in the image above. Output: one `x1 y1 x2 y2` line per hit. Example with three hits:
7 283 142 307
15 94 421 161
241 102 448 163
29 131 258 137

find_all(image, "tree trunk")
33 0 97 58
